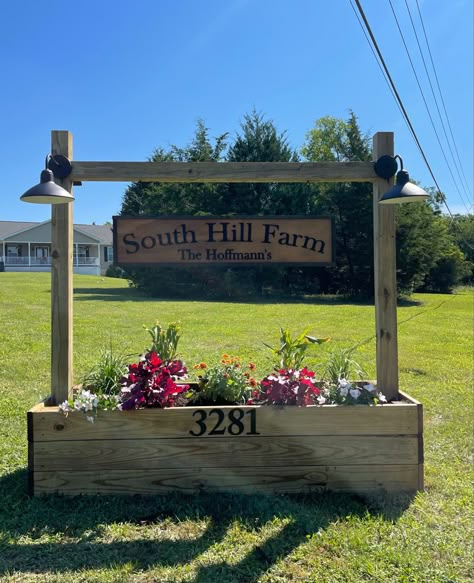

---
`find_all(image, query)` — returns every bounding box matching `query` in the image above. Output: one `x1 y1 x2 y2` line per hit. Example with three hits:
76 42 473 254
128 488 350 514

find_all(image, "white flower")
317 395 327 405
377 392 387 403
58 401 70 415
338 379 352 397
350 388 361 399
363 383 376 393
338 378 352 388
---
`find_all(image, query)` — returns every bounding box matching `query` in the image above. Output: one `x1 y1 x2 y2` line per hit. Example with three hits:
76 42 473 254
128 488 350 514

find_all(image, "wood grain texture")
32 464 420 495
70 161 377 183
33 435 420 471
113 216 334 266
30 402 421 442
50 131 74 404
372 132 399 400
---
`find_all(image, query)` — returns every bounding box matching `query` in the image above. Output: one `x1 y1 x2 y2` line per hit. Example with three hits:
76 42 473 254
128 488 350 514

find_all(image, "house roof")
74 224 113 244
0 220 113 245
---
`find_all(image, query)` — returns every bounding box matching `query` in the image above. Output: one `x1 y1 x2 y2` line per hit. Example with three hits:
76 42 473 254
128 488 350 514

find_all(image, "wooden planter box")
28 391 423 496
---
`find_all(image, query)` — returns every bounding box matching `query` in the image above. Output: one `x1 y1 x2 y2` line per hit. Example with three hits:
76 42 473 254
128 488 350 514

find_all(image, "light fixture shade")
20 169 74 204
379 170 429 204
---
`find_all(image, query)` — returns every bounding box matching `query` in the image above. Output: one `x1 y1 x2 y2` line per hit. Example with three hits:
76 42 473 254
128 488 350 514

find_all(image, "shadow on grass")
0 468 414 580
72 286 424 307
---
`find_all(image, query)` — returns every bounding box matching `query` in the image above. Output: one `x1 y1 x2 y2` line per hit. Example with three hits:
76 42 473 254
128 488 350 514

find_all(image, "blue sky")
1 0 472 225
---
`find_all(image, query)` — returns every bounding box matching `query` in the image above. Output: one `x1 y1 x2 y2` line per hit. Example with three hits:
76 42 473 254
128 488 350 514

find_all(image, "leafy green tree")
421 213 473 291
448 214 474 283
396 200 471 293
300 112 374 296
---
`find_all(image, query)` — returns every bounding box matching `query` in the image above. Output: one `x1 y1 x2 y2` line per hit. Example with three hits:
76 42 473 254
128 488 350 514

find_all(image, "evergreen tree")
120 120 228 217
301 112 374 296
222 110 307 215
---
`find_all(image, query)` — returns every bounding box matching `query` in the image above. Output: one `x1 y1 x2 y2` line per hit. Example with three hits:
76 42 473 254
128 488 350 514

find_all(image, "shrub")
193 356 257 405
264 326 330 370
144 321 182 361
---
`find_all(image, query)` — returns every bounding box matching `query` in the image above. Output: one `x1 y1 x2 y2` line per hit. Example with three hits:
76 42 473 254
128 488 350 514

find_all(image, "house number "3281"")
189 408 259 436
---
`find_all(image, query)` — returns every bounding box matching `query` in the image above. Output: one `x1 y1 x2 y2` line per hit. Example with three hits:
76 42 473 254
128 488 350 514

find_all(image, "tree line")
117 110 473 299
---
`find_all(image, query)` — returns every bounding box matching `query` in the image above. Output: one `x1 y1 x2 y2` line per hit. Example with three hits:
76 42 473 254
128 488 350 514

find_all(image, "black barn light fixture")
20 155 74 204
374 155 429 204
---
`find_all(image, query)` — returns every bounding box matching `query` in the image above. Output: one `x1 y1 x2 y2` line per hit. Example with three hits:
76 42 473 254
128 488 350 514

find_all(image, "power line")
350 0 455 219
415 0 472 199
348 1 407 121
387 0 471 214
404 0 472 210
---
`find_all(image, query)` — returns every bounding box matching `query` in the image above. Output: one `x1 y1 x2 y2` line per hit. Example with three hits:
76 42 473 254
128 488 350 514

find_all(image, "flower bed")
28 391 422 496
27 323 423 496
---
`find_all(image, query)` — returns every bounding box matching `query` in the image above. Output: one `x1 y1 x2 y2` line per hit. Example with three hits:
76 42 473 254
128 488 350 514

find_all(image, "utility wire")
403 0 472 211
348 1 408 123
415 0 472 199
387 0 471 214
351 0 455 219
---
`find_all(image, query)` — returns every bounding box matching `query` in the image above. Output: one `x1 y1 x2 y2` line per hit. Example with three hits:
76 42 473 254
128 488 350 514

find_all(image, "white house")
0 220 114 276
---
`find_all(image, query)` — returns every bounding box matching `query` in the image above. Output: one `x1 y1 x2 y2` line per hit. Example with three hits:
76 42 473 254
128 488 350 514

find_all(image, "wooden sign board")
113 216 334 266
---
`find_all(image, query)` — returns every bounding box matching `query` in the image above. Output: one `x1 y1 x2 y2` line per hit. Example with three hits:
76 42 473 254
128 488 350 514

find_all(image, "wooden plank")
113 216 334 266
50 131 74 404
373 132 398 400
70 161 377 183
34 435 420 471
32 464 420 495
30 402 421 441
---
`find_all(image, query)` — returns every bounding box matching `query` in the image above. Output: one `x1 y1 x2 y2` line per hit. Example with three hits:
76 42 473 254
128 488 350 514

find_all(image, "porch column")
28 242 31 269
75 243 79 266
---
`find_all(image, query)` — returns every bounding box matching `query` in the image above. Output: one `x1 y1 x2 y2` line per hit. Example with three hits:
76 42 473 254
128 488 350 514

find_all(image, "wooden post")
373 132 398 401
50 131 74 405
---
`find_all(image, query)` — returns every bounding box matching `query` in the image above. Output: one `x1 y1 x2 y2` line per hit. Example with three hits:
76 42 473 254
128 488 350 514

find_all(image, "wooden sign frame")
49 130 398 402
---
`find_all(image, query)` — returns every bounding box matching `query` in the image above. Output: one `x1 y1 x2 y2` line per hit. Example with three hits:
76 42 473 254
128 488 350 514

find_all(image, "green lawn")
0 273 472 582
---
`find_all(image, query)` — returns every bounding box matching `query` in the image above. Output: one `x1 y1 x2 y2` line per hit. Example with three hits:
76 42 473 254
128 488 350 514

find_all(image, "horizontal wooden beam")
70 161 377 183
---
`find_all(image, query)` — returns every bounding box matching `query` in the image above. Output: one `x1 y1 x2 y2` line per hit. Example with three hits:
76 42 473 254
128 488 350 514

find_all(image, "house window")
6 244 20 257
104 246 114 262
77 246 89 258
34 246 49 260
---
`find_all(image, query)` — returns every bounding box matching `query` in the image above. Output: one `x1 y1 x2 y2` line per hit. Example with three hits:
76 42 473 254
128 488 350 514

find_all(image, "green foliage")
144 321 182 361
105 264 126 278
319 345 366 383
119 109 470 300
424 244 471 293
264 326 330 370
301 112 375 296
448 214 474 284
193 356 255 404
223 110 303 215
396 200 470 293
82 347 129 395
121 119 228 217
